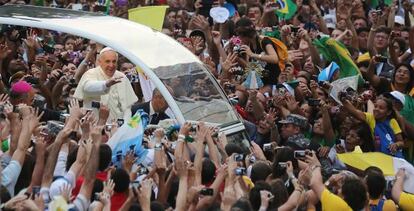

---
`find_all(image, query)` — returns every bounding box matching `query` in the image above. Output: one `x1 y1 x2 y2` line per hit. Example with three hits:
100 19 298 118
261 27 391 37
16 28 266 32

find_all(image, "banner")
128 5 169 31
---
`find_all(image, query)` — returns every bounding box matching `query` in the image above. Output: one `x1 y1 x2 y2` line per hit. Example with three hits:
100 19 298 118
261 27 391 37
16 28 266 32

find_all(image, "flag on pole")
313 37 362 81
107 109 149 166
275 0 297 20
128 6 169 31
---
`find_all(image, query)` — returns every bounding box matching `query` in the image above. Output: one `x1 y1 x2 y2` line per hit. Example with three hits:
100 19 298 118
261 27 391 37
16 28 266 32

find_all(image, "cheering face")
374 32 389 49
345 130 360 152
99 51 118 77
394 66 410 85
373 99 391 121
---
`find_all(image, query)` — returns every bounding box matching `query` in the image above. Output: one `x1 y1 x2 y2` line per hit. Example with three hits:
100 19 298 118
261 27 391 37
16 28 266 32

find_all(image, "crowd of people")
0 0 414 210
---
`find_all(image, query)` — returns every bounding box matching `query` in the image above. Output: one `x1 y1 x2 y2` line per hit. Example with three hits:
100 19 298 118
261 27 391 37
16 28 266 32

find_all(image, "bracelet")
371 28 377 32
178 134 185 140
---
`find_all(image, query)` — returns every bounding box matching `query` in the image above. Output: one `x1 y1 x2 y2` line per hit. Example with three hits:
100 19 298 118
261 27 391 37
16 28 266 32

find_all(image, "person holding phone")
74 47 138 121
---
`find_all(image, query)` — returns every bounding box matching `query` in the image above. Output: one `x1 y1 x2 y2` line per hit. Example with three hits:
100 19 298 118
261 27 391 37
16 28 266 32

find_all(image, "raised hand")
211 31 222 46
122 151 137 173
0 43 11 60
90 125 104 143
68 99 85 120
179 122 192 136
221 53 238 73
105 76 123 87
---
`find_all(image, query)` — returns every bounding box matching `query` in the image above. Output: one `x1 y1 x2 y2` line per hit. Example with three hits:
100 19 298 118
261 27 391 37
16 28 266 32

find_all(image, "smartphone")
234 153 244 162
199 188 214 196
235 167 246 176
294 150 310 159
291 26 300 34
263 143 273 151
377 56 388 63
308 98 320 106
278 162 287 168
91 101 100 109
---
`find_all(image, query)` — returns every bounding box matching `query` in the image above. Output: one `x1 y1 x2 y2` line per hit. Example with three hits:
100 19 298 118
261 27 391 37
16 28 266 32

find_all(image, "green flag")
275 0 297 20
312 37 362 80
370 0 392 9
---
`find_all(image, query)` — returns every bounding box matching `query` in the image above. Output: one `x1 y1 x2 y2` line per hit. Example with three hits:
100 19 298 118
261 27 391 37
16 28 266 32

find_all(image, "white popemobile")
0 5 250 150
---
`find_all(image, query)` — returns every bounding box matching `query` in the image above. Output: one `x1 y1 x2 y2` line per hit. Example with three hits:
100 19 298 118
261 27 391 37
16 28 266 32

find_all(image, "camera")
294 150 311 159
234 153 244 162
376 55 388 63
233 44 245 57
291 26 300 34
199 188 214 196
235 167 246 176
47 121 65 137
263 143 273 151
91 101 100 109
308 98 320 107
232 66 244 75
138 165 149 175
278 162 287 168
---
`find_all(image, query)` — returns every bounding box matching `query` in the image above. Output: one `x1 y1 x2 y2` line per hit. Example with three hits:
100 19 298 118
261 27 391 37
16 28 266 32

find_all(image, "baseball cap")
395 16 405 26
384 91 405 106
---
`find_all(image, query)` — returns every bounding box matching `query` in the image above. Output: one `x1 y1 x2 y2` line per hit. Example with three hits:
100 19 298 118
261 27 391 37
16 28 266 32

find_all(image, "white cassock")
73 66 138 121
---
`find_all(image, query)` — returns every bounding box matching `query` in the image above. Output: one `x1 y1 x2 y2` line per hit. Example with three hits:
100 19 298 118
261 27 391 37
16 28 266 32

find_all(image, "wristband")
178 134 185 140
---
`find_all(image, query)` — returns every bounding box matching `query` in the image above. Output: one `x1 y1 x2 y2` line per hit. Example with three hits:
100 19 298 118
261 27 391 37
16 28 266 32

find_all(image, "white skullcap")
99 47 116 55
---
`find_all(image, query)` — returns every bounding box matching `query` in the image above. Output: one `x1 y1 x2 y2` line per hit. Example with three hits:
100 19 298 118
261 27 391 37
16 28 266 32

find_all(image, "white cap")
395 16 405 26
389 91 406 105
99 46 115 55
210 7 230 23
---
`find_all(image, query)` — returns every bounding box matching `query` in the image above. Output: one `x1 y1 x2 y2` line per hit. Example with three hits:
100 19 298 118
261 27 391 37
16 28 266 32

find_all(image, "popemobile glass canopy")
0 5 243 130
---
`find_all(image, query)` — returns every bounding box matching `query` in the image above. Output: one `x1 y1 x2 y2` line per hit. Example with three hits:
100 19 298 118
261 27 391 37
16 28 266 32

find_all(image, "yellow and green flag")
313 37 361 80
128 5 169 31
275 0 297 20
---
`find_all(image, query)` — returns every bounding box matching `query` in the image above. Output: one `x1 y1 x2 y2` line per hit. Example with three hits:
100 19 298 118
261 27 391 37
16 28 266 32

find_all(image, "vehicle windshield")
153 62 239 125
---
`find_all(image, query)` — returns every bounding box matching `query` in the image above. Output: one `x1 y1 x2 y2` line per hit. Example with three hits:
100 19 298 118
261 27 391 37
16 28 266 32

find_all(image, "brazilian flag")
313 37 362 81
275 0 298 20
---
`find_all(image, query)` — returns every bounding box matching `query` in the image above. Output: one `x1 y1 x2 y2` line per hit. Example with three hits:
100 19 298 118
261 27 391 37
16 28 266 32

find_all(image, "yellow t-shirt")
399 192 414 211
321 188 352 211
364 113 402 136
369 199 397 211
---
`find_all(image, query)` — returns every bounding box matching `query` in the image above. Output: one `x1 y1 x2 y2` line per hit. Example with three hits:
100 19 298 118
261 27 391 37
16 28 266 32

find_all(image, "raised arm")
341 99 366 122
77 125 103 202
